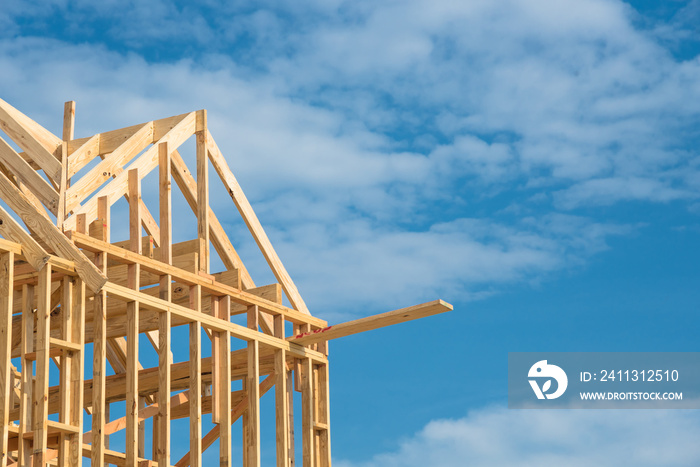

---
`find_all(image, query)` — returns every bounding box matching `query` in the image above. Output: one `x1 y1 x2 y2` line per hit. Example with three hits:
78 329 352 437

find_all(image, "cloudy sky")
2 0 700 465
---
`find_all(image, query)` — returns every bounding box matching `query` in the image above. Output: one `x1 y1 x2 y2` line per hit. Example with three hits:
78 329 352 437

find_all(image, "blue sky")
2 0 700 465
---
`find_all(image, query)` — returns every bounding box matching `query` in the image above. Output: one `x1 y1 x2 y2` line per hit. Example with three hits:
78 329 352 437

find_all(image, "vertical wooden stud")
126 169 142 465
301 357 315 467
157 141 172 467
189 285 202 467
247 305 261 467
92 197 109 466
58 276 73 467
219 296 232 467
274 314 290 467
0 252 13 467
69 279 85 467
33 264 51 467
19 284 34 465
196 110 209 273
210 296 221 424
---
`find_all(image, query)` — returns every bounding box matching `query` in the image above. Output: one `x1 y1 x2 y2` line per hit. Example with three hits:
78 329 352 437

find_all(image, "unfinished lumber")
0 100 452 467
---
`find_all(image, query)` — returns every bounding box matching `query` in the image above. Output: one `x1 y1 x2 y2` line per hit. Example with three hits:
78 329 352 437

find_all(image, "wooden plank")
291 300 453 346
0 170 107 293
33 264 52 467
156 306 171 466
210 297 220 424
126 169 141 466
317 362 330 467
196 111 209 273
101 282 327 360
0 160 52 221
58 277 73 467
18 284 34 465
0 97 62 182
63 112 195 233
274 314 289 467
0 135 59 213
69 279 86 467
70 232 325 327
189 285 202 467
57 142 68 228
286 366 295 466
0 252 13 467
219 297 232 467
247 305 261 466
0 99 62 155
301 357 314 467
92 248 107 466
175 375 275 467
65 112 192 156
169 149 254 287
0 204 50 271
65 122 153 213
63 101 76 142
207 132 310 315
67 134 100 179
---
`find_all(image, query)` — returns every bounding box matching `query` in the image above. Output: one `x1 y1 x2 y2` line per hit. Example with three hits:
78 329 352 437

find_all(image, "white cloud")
0 0 697 317
334 406 700 467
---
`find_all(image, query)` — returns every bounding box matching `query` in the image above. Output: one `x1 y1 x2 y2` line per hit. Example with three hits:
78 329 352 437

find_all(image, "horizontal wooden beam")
290 300 453 346
69 231 326 327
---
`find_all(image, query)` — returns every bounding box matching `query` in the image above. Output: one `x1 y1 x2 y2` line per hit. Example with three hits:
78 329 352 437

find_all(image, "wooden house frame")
0 97 452 466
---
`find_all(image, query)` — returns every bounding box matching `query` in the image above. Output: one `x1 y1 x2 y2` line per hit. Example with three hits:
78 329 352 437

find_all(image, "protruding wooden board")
291 300 453 346
206 132 310 315
0 170 107 292
0 97 62 183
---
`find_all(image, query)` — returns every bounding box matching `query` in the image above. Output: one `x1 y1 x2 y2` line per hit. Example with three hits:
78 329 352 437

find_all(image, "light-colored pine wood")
291 300 453 346
67 134 100 179
92 198 108 466
170 149 254 286
0 102 451 467
69 279 86 467
0 204 50 271
301 357 314 467
65 122 153 213
207 133 310 315
0 169 107 293
18 284 34 465
0 97 63 182
126 169 142 465
210 296 221 424
0 252 13 467
63 101 76 142
63 112 196 233
189 284 202 467
58 276 73 467
196 111 209 273
219 296 232 467
0 134 59 214
34 264 52 467
274 314 290 467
